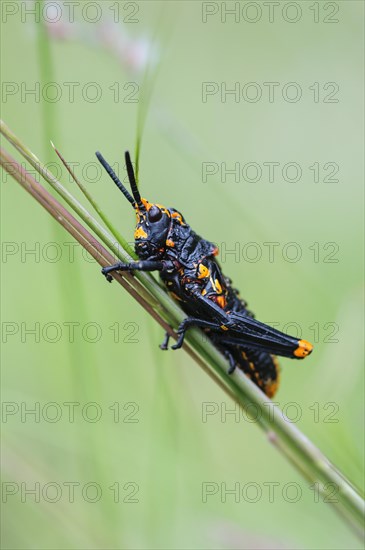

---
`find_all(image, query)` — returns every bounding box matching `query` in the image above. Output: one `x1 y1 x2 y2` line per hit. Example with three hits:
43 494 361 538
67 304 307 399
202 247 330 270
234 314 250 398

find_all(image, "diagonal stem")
1 127 364 539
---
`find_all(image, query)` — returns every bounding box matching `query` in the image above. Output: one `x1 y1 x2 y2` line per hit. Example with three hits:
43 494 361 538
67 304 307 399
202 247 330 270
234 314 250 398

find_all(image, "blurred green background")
1 1 364 548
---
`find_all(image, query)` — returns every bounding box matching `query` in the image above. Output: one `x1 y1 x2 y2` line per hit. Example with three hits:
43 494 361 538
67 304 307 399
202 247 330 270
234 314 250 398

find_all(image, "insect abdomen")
236 348 280 398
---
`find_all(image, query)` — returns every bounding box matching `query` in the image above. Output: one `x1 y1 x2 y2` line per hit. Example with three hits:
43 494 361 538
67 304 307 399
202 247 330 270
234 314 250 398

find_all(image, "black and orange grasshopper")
96 151 313 397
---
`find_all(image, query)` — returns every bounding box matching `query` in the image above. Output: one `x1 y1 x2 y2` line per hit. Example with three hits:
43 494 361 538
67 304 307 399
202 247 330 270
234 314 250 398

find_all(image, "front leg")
102 260 165 282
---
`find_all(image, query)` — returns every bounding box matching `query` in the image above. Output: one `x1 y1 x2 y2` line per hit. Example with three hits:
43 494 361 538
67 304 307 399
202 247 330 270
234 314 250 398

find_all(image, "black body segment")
96 151 313 397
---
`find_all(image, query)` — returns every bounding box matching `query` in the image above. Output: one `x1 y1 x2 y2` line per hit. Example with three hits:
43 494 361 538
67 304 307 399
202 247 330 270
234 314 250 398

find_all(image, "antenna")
96 151 135 206
125 151 144 210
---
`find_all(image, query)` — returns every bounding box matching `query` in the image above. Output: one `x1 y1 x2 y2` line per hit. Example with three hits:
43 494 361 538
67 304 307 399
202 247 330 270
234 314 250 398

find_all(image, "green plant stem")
36 0 56 154
1 125 364 539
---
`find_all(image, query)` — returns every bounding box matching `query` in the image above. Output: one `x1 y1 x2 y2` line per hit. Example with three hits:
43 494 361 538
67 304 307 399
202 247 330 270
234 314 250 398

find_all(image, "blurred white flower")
26 0 156 74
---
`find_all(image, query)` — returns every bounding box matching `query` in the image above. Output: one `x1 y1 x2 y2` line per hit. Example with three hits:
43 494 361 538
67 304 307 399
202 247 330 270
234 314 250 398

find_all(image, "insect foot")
101 262 126 282
223 349 237 374
159 332 170 350
101 267 114 283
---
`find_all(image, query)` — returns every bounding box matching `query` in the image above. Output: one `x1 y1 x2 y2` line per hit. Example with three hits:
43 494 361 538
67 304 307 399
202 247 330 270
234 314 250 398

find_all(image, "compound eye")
148 205 162 223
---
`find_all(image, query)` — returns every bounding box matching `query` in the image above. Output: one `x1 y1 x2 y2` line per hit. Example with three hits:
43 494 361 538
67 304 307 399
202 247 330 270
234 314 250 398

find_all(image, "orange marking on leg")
214 278 222 294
